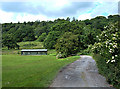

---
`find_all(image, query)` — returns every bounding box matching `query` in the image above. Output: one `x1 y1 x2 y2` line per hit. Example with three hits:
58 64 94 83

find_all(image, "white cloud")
78 13 92 20
0 9 55 23
77 1 118 21
0 0 118 23
90 2 118 17
29 0 70 11
0 0 119 2
16 14 48 23
43 0 69 8
0 9 14 23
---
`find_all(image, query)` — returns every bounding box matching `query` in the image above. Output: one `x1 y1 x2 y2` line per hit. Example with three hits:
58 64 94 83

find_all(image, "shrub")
92 22 120 88
55 32 79 58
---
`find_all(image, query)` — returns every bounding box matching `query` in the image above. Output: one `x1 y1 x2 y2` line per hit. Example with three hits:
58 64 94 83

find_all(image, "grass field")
2 41 80 87
2 54 80 87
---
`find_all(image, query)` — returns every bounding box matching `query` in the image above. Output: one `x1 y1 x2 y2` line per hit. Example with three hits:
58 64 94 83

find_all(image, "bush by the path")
55 32 79 58
92 22 120 88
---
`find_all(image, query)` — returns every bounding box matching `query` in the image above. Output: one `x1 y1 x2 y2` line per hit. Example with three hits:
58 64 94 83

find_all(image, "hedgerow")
92 22 120 88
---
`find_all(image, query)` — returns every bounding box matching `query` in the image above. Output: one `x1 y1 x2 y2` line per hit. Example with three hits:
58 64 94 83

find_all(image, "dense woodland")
2 15 119 50
2 14 120 88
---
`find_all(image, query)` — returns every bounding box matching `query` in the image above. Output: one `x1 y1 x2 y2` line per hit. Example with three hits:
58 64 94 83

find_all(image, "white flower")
115 55 118 57
109 49 113 53
106 60 110 63
111 60 115 62
104 26 107 29
109 43 112 45
106 45 107 47
113 45 117 48
112 37 116 40
112 56 114 59
116 28 118 31
113 34 116 36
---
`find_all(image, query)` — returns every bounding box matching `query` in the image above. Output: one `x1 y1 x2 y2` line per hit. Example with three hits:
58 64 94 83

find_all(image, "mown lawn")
2 55 80 87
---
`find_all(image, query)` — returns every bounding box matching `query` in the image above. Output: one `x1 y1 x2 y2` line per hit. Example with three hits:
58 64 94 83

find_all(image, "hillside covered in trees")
2 15 119 50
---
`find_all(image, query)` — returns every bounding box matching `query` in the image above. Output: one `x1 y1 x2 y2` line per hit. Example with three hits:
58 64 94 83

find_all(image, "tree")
2 34 19 50
43 31 61 49
55 32 79 58
81 25 101 49
72 17 76 22
66 17 70 21
90 16 107 31
37 33 47 42
15 25 36 42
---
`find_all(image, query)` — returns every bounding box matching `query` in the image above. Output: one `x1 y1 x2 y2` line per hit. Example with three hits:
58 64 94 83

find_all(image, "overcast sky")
0 0 119 23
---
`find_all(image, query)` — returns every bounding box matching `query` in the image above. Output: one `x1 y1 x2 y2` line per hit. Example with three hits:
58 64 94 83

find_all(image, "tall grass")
18 41 44 49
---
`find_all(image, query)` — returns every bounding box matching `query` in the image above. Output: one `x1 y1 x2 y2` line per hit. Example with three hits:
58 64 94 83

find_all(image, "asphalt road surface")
50 55 113 87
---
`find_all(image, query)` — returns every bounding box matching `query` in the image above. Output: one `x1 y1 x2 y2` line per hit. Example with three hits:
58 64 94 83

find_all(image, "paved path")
50 55 112 87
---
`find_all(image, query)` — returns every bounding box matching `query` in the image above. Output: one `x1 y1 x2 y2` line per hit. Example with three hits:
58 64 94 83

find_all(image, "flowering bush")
92 22 120 63
92 22 120 88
